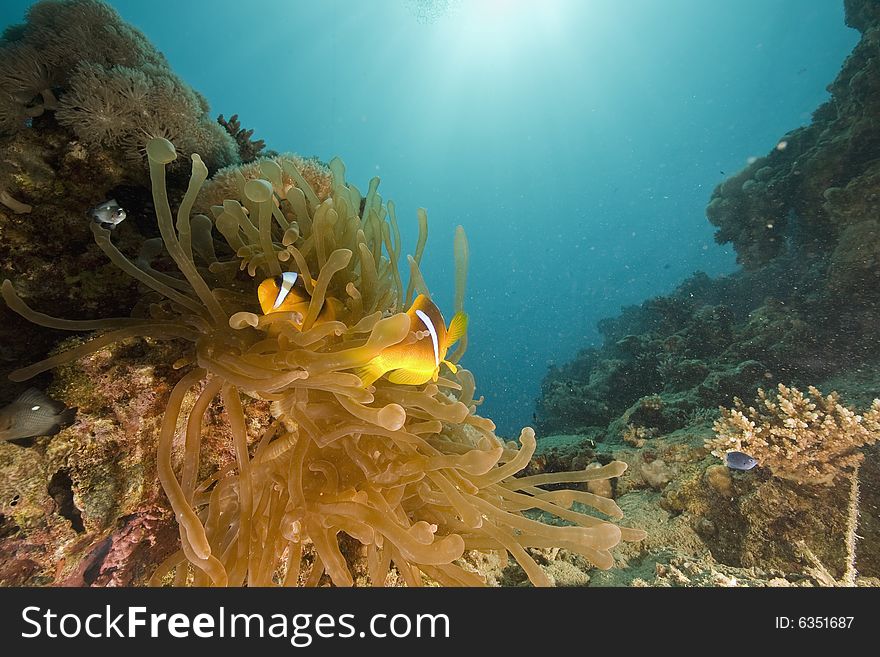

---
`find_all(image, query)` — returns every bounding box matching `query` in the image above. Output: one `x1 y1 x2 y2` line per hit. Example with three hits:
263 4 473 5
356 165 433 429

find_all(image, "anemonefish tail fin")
446 312 468 346
354 361 386 387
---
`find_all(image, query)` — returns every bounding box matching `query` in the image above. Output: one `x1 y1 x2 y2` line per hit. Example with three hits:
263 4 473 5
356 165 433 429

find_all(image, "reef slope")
533 0 880 585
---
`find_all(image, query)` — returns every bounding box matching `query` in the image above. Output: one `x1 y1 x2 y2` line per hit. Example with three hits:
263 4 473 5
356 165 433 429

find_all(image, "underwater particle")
404 0 460 23
724 451 758 471
0 388 76 442
88 199 127 229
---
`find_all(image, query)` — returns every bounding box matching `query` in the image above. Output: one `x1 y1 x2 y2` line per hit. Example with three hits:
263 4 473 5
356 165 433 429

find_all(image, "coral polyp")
2 138 643 586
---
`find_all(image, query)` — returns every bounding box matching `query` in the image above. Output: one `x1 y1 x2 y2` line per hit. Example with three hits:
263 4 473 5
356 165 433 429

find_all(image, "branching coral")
2 137 644 586
707 384 880 486
218 114 267 163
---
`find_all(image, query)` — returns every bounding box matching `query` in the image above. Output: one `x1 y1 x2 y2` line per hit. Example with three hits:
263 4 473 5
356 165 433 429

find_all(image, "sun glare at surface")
442 0 572 62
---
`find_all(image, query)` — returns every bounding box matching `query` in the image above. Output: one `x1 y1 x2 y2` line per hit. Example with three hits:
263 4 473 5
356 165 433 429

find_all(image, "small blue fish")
89 199 126 229
724 451 758 471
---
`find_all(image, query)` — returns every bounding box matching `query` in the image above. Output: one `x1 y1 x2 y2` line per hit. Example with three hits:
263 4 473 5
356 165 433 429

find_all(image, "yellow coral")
707 384 880 486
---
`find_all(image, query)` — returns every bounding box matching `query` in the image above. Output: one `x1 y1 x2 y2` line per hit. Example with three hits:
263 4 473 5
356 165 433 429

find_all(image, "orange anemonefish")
355 294 468 386
257 271 342 329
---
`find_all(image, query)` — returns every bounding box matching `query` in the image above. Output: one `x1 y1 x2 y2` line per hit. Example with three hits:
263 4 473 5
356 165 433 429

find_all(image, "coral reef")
536 0 880 444
706 0 880 273
0 339 196 585
529 0 880 586
0 0 261 406
707 384 880 486
2 137 645 587
3 0 880 589
534 282 772 440
0 0 647 589
56 62 237 171
0 0 238 172
0 117 145 407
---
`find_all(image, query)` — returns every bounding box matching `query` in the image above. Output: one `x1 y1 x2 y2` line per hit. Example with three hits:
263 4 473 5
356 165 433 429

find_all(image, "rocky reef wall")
532 0 880 585
0 0 265 585
536 0 880 441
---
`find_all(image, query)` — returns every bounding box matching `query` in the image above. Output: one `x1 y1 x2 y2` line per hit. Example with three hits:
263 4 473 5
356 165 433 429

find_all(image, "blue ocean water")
1 0 859 436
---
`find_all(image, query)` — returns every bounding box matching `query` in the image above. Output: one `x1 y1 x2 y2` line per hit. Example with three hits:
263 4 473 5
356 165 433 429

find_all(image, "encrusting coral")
706 384 880 486
2 137 644 586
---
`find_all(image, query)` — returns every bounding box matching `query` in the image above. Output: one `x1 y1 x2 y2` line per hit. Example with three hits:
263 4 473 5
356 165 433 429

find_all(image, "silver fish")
724 451 758 471
89 199 127 229
0 388 76 442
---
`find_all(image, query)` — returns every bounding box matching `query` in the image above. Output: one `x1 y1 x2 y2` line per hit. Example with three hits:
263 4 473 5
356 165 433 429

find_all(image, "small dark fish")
89 199 127 229
0 388 76 442
724 451 758 471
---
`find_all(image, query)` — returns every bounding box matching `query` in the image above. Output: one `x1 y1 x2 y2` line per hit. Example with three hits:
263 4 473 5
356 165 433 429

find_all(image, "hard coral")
218 114 267 164
3 137 644 586
707 384 880 486
622 424 655 448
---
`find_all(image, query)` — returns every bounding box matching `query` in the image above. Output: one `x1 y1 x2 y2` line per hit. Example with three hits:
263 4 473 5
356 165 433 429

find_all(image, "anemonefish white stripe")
273 271 299 309
415 309 440 367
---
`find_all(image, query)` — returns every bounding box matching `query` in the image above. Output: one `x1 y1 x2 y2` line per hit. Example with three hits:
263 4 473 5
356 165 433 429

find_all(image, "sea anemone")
2 137 644 586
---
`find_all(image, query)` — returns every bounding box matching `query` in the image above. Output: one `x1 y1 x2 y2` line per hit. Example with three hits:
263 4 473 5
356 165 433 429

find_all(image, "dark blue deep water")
1 0 860 436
